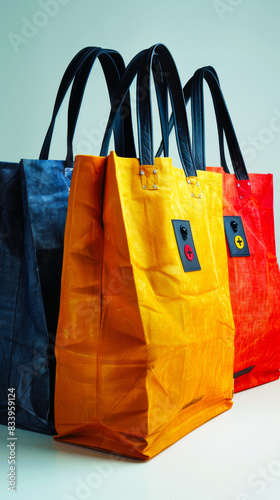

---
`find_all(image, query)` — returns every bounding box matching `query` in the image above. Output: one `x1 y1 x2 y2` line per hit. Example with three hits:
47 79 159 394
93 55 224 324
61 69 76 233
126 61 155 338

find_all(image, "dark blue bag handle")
39 47 136 166
40 47 94 159
156 67 228 171
101 43 196 178
65 48 137 164
100 47 170 161
190 67 229 173
190 66 249 180
158 65 249 180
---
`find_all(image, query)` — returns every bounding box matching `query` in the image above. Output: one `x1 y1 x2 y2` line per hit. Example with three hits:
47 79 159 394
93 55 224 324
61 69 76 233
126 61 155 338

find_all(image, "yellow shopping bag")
54 45 235 459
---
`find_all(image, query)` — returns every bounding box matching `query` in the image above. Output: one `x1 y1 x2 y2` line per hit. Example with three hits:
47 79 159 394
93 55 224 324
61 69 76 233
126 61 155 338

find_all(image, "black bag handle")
156 66 249 180
101 44 196 178
152 57 169 158
191 67 249 180
40 46 96 159
155 77 193 158
40 47 136 165
100 48 170 161
156 67 229 172
65 48 137 165
189 67 229 173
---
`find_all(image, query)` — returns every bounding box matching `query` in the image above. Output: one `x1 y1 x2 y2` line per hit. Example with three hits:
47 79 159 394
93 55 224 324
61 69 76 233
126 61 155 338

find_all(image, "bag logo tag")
223 216 250 257
172 220 201 272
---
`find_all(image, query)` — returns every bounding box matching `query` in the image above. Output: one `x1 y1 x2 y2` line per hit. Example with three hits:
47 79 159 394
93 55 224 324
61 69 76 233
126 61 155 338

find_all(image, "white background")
0 1 280 499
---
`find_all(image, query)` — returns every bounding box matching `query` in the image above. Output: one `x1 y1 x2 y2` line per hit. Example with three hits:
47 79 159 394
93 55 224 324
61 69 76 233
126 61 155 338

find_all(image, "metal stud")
143 185 147 189
140 170 144 175
191 193 194 197
153 169 157 174
240 196 243 199
153 184 157 189
187 179 191 184
237 183 240 187
248 182 250 186
196 182 199 187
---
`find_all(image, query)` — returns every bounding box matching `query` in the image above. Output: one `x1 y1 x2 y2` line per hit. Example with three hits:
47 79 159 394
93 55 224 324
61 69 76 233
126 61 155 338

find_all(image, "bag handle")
191 67 249 180
64 49 137 165
156 68 230 172
101 44 196 178
40 47 136 165
155 77 194 159
156 66 249 180
188 67 229 173
40 47 95 159
100 48 170 161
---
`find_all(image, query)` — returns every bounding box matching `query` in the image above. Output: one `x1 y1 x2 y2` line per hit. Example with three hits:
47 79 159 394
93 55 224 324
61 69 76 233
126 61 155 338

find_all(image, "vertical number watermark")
7 388 16 493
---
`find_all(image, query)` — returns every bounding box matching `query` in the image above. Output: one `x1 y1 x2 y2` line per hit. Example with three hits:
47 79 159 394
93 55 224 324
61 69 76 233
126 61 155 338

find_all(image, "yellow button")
235 235 244 249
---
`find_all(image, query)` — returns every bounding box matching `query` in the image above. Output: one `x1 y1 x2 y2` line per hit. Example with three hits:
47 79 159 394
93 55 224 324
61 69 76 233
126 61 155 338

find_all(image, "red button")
184 244 194 261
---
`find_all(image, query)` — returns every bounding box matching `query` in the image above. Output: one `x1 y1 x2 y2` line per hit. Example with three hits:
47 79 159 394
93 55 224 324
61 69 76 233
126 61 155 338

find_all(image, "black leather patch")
172 220 201 272
224 216 250 258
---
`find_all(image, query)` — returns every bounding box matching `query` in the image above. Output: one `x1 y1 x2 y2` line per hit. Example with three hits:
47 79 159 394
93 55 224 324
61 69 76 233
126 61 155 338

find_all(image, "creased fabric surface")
55 153 235 459
207 166 280 392
0 159 72 433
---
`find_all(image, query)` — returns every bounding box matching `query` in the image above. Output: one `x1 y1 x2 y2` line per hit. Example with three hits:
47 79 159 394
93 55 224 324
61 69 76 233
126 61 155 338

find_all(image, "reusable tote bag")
189 66 280 392
0 47 133 434
54 44 235 459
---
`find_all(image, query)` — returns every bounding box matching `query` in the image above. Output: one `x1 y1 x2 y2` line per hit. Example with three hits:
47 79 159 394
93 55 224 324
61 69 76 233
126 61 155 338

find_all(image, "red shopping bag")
189 67 280 392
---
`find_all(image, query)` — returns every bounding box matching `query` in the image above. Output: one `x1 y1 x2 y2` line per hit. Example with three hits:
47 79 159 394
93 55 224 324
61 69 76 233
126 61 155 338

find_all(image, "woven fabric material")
207 166 280 392
0 159 71 434
54 153 235 459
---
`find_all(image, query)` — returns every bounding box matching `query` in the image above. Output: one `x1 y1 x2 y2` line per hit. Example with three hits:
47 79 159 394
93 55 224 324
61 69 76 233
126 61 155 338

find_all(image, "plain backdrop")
1 1 280 258
0 1 280 499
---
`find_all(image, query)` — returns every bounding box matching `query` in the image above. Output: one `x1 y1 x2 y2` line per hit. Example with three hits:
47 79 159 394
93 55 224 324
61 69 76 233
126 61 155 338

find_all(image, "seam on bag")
21 164 49 334
21 162 55 427
95 157 108 443
7 255 23 395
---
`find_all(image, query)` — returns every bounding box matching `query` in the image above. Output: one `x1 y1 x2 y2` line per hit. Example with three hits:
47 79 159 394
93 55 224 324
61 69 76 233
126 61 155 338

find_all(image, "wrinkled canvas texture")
0 159 71 434
55 152 235 459
207 166 280 392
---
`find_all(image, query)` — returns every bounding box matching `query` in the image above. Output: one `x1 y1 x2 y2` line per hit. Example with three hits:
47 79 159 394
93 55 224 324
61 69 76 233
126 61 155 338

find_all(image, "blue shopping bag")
0 46 134 434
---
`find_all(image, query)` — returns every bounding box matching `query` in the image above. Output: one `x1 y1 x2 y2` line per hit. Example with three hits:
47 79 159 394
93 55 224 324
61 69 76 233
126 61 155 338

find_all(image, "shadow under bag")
54 44 235 459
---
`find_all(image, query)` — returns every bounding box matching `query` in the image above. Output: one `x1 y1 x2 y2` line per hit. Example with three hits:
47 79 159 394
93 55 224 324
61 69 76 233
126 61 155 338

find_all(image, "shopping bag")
187 66 280 392
54 44 235 459
0 46 133 434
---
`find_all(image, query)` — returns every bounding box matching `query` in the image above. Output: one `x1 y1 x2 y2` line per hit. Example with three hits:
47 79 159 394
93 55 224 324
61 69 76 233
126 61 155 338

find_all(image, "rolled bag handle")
156 67 229 172
39 47 136 166
101 43 196 179
157 66 249 180
65 48 137 165
40 46 95 159
191 66 249 180
189 67 229 173
100 48 170 161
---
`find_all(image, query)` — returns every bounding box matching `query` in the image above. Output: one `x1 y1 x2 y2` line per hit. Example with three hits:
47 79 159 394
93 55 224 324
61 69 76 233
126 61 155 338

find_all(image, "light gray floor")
0 379 280 500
